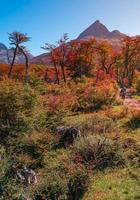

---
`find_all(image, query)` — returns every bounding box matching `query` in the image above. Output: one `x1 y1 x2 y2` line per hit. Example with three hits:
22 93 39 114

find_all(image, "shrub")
27 75 46 94
45 83 67 95
135 76 140 94
44 94 76 130
72 80 117 112
33 159 88 200
123 138 140 167
68 172 88 200
126 110 140 130
34 175 68 200
73 135 125 170
0 145 10 180
125 147 140 168
14 131 56 168
0 179 25 200
0 79 46 140
105 105 128 120
131 72 140 95
64 113 115 135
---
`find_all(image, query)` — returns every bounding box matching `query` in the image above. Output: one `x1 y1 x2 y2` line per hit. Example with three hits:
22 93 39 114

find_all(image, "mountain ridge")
0 43 33 64
78 20 126 40
31 20 127 64
0 21 130 64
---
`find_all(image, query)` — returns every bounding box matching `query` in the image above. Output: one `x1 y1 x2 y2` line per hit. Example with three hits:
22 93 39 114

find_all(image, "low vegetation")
0 32 140 200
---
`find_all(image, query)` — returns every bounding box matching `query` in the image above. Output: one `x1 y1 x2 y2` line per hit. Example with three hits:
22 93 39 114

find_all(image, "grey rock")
16 166 37 185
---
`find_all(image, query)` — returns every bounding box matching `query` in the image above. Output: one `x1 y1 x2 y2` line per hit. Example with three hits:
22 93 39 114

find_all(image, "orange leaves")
0 64 46 80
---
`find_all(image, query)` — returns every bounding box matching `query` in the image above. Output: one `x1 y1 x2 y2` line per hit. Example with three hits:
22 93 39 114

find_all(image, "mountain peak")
0 43 8 51
78 20 110 39
94 20 100 24
78 20 126 40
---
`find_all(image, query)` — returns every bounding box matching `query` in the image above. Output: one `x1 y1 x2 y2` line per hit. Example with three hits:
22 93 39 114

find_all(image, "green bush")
68 172 88 200
0 145 10 180
125 147 140 168
34 176 68 200
74 135 125 170
33 168 88 200
0 79 46 140
27 75 47 94
123 138 140 167
45 111 65 131
14 131 56 168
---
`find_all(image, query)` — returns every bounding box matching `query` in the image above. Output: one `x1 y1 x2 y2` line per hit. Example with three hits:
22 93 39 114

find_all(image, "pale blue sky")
0 0 140 55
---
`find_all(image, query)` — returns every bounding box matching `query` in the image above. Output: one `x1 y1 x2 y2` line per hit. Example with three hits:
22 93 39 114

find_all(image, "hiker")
120 87 126 99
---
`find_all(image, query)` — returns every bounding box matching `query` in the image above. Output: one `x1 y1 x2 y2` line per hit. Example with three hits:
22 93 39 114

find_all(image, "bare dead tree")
8 32 30 80
42 43 60 84
57 33 69 83
18 45 30 82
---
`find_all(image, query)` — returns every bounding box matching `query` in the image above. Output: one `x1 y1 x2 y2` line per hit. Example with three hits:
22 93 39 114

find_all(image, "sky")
1 0 140 55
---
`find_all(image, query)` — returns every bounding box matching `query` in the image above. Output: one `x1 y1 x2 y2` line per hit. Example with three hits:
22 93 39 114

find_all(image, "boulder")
56 126 81 147
16 166 37 185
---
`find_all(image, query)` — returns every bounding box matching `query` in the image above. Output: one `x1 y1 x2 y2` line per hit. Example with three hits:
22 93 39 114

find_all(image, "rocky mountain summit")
78 20 126 40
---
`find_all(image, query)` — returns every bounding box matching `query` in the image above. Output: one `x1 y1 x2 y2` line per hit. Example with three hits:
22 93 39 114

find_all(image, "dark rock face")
56 126 81 147
78 20 126 40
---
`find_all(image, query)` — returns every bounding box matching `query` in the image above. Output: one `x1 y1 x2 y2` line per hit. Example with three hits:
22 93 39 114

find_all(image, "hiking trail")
123 89 140 111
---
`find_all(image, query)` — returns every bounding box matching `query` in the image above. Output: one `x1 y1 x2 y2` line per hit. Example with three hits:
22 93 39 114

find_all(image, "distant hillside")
0 43 33 64
31 53 51 65
31 20 127 64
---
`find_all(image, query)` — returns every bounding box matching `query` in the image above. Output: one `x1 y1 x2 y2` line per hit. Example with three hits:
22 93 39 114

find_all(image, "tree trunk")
8 46 18 78
20 48 30 82
24 54 30 82
54 63 60 84
44 68 48 82
61 64 66 83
